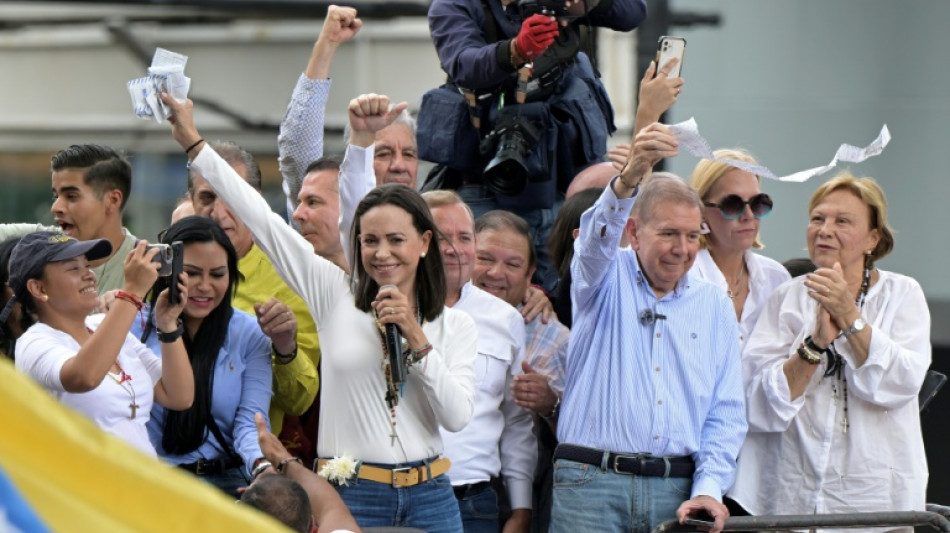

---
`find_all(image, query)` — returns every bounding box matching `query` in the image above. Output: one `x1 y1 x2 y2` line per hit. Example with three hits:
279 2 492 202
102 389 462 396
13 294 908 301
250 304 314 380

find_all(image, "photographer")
421 0 646 291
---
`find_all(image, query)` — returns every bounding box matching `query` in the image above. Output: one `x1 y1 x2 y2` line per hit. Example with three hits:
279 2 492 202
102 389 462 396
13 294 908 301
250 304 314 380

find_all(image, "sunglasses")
704 193 773 220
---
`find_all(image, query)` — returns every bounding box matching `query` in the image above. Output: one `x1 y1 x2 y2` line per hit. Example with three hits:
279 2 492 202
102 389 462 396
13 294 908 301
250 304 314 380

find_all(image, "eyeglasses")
704 193 773 220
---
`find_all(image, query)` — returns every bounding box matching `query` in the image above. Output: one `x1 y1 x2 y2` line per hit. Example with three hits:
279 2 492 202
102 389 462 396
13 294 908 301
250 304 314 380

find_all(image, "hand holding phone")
654 36 686 78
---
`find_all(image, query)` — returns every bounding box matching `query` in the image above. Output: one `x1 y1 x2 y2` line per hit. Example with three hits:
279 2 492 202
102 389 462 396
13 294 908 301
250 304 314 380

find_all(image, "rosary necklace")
107 361 139 420
373 301 423 447
827 259 873 434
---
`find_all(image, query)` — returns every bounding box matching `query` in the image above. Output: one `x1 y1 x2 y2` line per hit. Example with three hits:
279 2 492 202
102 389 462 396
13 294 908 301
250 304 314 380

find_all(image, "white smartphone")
654 36 687 78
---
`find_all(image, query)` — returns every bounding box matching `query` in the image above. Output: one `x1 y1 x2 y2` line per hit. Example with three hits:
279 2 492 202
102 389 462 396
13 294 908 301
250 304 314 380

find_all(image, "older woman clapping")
729 173 930 528
689 149 790 345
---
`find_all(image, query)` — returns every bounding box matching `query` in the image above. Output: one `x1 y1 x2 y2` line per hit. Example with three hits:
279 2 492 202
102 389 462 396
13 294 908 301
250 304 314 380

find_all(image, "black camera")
480 107 542 197
518 0 572 18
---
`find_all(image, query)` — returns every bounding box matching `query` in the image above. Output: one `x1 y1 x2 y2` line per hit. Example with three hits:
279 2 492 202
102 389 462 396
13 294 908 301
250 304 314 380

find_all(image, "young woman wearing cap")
11 232 194 456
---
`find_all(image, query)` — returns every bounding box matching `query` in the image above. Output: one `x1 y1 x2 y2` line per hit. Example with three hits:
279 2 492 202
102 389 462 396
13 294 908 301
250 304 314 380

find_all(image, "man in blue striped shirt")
551 123 747 533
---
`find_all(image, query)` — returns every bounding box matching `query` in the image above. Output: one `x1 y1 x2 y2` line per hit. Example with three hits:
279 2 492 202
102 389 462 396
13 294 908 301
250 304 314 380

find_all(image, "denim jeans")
549 459 692 533
199 466 249 499
336 459 463 533
457 484 500 533
458 184 563 294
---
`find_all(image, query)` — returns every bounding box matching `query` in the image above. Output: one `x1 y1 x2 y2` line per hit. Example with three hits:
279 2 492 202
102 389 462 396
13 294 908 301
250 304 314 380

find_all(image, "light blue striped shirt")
558 184 748 501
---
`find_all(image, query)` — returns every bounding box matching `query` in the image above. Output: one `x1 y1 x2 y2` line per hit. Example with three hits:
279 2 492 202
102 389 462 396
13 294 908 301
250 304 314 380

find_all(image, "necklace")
726 262 746 300
106 360 139 420
372 300 423 447
825 261 872 434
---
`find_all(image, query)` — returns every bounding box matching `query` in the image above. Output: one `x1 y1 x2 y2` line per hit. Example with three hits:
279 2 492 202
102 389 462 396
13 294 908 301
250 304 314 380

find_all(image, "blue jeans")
457 484 500 533
458 184 563 294
336 459 463 533
200 466 249 499
549 459 692 533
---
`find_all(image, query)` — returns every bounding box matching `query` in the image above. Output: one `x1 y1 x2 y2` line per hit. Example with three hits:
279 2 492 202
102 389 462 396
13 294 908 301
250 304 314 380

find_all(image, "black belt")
554 444 695 478
453 481 492 500
178 456 243 476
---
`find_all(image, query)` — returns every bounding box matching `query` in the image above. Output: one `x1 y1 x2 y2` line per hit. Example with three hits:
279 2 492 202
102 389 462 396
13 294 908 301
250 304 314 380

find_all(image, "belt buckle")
611 454 639 475
195 459 209 476
391 466 415 487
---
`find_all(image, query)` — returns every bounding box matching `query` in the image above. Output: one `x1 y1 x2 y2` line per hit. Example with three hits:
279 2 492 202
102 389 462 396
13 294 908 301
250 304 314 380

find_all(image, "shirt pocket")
474 340 514 398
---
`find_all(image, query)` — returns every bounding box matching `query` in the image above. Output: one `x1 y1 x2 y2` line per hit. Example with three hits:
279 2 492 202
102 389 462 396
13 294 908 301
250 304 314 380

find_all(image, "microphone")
379 285 407 383
639 309 667 326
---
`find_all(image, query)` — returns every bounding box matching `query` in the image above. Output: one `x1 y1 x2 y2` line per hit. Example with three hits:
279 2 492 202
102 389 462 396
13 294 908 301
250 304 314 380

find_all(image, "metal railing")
651 510 950 532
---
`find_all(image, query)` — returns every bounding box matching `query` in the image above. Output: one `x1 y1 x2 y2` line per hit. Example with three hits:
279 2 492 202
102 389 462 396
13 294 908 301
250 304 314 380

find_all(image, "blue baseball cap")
0 231 112 321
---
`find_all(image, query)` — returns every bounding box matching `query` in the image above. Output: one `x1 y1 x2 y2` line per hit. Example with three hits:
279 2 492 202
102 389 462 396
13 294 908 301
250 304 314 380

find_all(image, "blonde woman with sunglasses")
689 149 790 346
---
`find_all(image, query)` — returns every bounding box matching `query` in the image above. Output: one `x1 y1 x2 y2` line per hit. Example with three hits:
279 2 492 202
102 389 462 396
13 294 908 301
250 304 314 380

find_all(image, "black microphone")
379 285 407 383
639 309 667 326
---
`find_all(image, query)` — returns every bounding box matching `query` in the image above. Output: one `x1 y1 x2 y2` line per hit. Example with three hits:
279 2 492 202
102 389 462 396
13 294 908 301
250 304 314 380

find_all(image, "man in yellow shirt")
189 140 319 436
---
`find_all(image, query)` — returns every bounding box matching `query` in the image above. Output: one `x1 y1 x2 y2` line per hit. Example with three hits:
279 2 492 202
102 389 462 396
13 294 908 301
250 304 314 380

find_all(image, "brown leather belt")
316 457 451 487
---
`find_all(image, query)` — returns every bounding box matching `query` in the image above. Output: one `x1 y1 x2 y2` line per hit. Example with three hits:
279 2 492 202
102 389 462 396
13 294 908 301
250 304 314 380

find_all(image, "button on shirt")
557 183 748 501
441 282 536 510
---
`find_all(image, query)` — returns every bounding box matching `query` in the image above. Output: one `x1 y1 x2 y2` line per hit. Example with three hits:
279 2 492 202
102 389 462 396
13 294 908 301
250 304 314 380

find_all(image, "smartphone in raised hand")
655 36 687 78
168 241 184 305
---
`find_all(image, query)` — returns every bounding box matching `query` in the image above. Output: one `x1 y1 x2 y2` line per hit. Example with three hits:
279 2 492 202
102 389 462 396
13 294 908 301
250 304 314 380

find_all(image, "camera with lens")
480 106 543 197
145 243 174 277
518 0 572 18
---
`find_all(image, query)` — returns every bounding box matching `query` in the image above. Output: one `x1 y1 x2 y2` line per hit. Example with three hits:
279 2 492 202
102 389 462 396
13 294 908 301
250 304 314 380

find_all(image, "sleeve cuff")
505 477 533 510
690 477 723 502
495 39 518 73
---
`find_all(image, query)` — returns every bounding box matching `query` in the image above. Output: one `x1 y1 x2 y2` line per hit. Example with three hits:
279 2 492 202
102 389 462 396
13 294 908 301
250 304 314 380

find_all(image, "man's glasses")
703 193 773 220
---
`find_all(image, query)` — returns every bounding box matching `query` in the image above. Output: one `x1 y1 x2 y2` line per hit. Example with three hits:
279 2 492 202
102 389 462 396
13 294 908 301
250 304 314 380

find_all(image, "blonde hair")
690 148 765 249
808 171 895 263
421 189 474 224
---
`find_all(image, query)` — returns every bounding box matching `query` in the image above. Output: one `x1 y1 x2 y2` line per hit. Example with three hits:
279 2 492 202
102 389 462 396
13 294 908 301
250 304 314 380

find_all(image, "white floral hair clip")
317 455 358 486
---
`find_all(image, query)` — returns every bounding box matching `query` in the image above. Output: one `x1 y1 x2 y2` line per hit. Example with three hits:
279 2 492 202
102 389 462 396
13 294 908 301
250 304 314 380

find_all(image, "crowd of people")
0 2 933 533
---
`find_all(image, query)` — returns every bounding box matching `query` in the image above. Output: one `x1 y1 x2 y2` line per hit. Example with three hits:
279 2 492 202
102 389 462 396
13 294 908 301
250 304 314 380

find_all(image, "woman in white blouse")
729 172 930 530
162 94 477 533
689 149 790 345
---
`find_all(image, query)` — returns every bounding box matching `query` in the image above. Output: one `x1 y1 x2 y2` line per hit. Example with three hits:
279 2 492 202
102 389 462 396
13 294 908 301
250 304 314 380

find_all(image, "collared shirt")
278 74 331 220
138 309 273 475
441 282 535 510
235 243 319 435
520 305 569 395
558 183 747 501
92 228 136 294
690 248 790 346
730 270 930 521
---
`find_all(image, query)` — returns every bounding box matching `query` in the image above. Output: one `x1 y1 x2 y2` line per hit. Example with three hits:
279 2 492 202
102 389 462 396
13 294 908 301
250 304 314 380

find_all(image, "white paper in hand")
126 48 191 123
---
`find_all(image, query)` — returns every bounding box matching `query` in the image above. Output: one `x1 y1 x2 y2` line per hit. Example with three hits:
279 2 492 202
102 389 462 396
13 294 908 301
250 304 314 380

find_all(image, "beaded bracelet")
408 343 433 365
114 290 144 311
543 395 561 420
273 344 298 365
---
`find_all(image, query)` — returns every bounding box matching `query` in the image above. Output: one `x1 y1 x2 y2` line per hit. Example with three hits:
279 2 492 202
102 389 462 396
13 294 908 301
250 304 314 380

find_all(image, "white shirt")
15 315 161 456
441 282 536 510
191 146 477 464
690 248 790 345
729 270 930 524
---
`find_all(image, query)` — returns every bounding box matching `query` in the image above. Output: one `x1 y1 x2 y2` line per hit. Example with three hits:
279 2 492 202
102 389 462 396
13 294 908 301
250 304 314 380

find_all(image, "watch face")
852 318 867 332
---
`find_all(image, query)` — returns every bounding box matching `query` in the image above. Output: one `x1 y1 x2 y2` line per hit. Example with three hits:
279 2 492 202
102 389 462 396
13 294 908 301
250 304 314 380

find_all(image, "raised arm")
278 5 362 219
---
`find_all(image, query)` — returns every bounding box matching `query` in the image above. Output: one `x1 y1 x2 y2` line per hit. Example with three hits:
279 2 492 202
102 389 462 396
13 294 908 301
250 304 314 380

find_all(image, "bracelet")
114 290 144 311
804 335 827 353
251 460 273 480
408 343 433 365
797 344 821 365
543 395 561 420
184 138 204 155
273 344 298 365
276 456 303 475
157 319 184 343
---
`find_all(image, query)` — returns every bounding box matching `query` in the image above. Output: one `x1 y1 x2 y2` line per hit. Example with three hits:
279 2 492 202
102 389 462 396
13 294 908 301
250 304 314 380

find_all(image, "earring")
42 294 49 302
420 252 426 258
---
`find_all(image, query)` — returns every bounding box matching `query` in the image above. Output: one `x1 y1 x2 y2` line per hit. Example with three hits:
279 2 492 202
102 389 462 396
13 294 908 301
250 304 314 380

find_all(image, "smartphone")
654 36 687 78
168 241 184 305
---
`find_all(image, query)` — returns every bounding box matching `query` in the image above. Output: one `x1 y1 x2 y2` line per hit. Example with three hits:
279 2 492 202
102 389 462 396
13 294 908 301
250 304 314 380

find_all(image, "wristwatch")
842 317 867 337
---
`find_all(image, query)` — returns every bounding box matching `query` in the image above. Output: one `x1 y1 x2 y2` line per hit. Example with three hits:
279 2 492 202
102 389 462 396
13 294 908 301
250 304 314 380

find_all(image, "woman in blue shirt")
133 216 274 496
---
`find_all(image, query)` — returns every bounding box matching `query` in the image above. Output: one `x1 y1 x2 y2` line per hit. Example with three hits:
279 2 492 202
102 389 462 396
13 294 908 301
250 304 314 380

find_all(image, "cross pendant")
130 402 139 419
